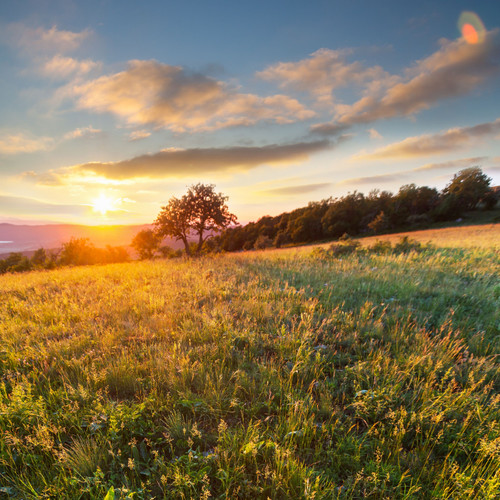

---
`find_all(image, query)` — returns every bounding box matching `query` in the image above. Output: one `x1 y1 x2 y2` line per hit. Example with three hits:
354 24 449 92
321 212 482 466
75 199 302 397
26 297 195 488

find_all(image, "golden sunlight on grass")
0 224 499 498
355 223 500 248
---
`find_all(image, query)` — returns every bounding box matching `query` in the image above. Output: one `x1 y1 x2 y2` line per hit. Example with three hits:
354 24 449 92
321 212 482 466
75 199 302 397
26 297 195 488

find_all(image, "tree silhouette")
155 183 237 255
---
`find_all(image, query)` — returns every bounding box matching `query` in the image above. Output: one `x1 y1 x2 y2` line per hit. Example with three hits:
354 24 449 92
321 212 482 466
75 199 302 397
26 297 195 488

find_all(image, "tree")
442 167 492 211
59 238 97 266
321 192 366 238
155 183 237 255
31 248 47 267
368 211 391 234
131 229 160 260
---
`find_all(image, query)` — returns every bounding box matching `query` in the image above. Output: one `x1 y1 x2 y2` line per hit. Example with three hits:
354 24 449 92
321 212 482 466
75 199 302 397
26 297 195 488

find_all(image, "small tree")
155 184 237 255
131 229 160 260
60 238 97 266
31 248 47 267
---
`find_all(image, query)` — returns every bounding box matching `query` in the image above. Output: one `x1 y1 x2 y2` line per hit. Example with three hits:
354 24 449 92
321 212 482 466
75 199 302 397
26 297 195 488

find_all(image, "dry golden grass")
354 223 500 249
0 223 498 498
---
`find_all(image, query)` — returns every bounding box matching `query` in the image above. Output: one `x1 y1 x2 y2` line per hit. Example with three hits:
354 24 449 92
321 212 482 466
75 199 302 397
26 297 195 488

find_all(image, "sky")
0 0 499 226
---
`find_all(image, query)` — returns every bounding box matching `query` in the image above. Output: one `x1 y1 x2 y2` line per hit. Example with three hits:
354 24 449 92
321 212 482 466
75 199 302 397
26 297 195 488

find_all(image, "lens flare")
458 11 486 44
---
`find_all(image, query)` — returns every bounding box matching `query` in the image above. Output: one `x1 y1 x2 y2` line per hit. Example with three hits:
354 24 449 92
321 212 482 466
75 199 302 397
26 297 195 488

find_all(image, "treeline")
210 167 498 252
1 167 498 274
0 238 129 275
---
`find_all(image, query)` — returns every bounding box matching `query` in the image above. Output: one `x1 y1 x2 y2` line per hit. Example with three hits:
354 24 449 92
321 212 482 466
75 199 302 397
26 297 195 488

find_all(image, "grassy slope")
355 223 500 249
0 227 499 499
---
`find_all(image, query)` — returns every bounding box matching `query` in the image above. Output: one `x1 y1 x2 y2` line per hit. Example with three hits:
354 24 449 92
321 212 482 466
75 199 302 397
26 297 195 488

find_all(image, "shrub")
328 238 361 257
393 236 422 253
159 245 179 258
369 240 393 254
254 234 273 250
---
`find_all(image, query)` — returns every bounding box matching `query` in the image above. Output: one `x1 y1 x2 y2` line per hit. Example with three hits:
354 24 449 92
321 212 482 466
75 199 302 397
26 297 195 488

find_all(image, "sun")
92 194 115 215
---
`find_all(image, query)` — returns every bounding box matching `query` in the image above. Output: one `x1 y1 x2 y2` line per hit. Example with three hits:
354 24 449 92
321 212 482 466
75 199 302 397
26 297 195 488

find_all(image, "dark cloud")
310 122 350 137
73 141 332 179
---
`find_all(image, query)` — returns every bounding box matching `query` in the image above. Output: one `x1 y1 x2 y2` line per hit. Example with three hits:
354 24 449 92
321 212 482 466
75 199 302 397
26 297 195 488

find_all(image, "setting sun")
92 194 115 215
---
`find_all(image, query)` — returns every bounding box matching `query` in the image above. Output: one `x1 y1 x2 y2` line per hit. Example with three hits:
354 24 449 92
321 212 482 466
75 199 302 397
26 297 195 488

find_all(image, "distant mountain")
0 223 184 255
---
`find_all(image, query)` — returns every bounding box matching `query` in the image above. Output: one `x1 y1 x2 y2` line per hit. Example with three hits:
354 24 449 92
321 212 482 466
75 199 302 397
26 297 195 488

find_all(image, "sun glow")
92 193 116 215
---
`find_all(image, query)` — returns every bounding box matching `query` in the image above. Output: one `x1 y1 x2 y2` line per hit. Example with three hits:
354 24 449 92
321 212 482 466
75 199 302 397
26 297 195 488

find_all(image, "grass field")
0 226 499 499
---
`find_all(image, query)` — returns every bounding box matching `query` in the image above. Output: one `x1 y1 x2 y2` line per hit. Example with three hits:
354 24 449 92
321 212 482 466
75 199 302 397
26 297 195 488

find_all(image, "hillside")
0 223 185 256
0 226 498 498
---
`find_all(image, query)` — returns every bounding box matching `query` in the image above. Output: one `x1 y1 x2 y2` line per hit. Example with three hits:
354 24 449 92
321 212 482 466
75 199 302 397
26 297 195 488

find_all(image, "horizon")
1 1 500 225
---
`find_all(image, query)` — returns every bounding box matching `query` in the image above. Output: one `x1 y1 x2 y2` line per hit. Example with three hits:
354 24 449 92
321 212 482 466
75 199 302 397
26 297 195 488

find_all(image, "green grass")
0 235 499 499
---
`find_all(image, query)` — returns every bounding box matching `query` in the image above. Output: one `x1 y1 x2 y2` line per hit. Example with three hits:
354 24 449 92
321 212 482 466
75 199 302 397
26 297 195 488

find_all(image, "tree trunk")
181 236 191 256
196 229 204 254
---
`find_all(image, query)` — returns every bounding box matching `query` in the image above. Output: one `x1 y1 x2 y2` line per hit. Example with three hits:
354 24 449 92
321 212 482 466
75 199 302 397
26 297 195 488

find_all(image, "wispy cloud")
67 140 332 180
337 31 500 125
338 173 404 186
0 132 54 155
339 156 490 187
310 122 350 137
63 126 103 140
0 193 87 216
259 182 332 196
128 130 152 141
413 157 488 171
2 23 91 54
368 128 383 140
71 60 315 132
356 118 500 159
40 55 100 79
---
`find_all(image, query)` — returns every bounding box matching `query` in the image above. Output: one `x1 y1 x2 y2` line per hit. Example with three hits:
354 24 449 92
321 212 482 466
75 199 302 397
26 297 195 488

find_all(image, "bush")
0 253 32 274
159 245 179 258
254 234 273 250
393 236 422 253
328 240 361 256
369 240 393 254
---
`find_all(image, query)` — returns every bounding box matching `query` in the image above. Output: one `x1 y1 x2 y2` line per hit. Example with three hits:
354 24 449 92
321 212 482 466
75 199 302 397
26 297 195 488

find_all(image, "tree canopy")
443 167 492 211
155 183 237 255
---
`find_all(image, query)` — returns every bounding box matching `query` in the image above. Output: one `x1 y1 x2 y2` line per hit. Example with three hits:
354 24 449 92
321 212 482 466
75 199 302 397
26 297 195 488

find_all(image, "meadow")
0 227 499 499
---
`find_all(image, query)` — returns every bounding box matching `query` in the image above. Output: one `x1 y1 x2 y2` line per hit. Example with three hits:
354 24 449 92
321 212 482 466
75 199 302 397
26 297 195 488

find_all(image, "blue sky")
0 0 499 225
